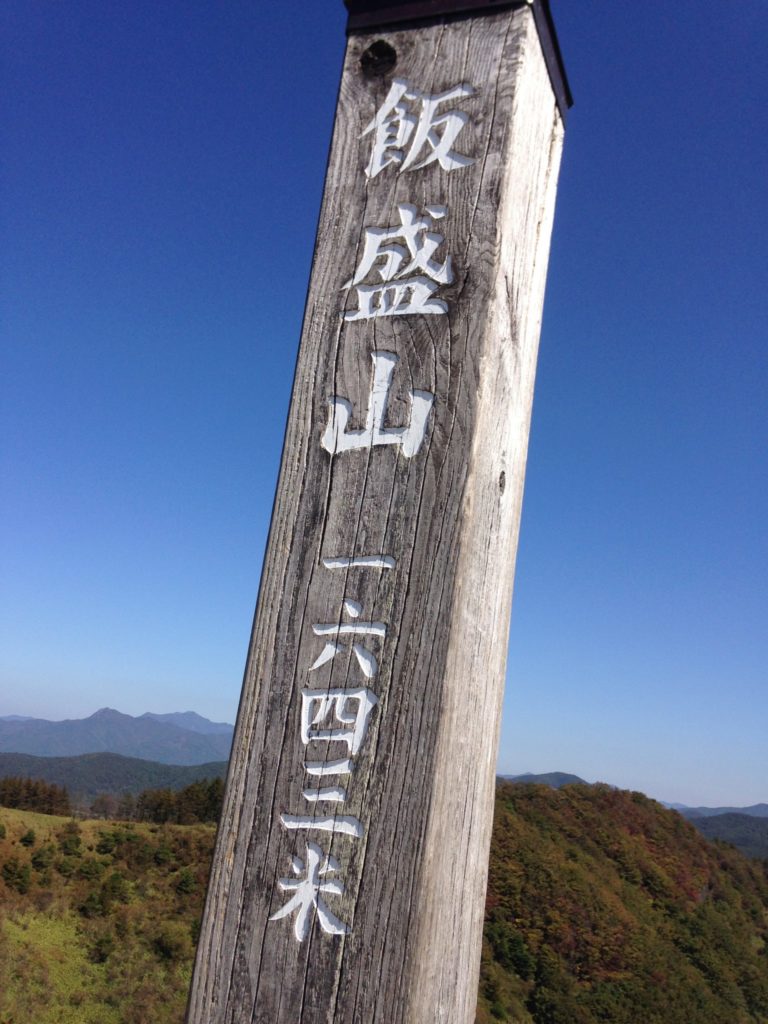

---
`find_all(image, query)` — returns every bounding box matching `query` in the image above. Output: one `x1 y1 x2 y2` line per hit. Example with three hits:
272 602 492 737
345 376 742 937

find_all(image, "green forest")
1 782 766 1023
0 777 71 817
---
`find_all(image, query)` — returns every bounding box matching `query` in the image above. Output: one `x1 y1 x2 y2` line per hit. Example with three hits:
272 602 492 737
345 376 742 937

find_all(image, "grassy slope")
3 911 120 1024
0 807 214 1024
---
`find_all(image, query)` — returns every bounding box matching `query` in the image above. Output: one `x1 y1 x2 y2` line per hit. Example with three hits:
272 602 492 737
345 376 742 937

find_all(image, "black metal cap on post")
344 0 572 122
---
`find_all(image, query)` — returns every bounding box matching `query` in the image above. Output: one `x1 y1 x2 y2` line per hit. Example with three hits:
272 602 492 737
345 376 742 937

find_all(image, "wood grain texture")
186 7 563 1023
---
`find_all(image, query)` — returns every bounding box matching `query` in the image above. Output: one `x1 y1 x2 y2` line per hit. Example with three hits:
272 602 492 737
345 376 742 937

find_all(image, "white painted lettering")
301 785 347 803
300 687 378 755
321 351 434 458
304 758 354 777
280 813 364 839
322 555 396 570
269 841 348 942
363 78 476 179
313 622 385 638
343 204 453 320
309 640 379 679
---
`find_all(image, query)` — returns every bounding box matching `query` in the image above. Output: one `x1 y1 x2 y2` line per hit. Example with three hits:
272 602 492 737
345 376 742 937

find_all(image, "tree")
2 857 31 894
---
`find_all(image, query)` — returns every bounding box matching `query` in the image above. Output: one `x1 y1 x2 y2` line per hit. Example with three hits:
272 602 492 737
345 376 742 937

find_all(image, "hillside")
676 802 768 820
477 783 768 1024
2 785 767 1023
0 751 228 802
0 806 214 1024
688 812 768 860
0 708 232 765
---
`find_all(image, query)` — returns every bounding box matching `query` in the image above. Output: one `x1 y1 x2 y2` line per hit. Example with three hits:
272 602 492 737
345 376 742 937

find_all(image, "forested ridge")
689 813 768 861
0 774 223 826
477 783 768 1023
1 782 766 1023
0 777 71 817
0 752 228 803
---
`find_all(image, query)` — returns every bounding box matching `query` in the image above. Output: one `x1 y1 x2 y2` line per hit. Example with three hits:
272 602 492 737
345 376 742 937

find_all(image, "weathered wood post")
187 2 570 1021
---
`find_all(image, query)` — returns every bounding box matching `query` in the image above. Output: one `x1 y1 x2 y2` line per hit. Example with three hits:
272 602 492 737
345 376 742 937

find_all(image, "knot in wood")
360 40 397 77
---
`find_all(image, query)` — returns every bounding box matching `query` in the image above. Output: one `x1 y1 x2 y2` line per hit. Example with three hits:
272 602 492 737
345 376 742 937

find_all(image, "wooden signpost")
186 2 570 1021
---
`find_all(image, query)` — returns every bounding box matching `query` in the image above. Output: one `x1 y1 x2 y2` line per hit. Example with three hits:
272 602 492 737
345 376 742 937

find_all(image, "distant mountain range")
0 751 228 801
673 802 768 819
0 708 233 765
1 724 764 859
686 812 768 860
140 711 233 735
500 772 588 789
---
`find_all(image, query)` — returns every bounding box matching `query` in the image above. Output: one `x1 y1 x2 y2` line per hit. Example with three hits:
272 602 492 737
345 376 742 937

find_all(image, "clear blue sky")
1 2 765 806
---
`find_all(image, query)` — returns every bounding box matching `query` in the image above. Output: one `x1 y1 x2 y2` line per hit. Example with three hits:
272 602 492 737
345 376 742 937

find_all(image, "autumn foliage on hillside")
477 783 768 1024
1 782 767 1023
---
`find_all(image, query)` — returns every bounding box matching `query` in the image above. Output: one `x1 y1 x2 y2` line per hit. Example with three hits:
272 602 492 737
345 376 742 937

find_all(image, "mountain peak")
140 711 234 735
0 707 233 765
501 771 588 789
